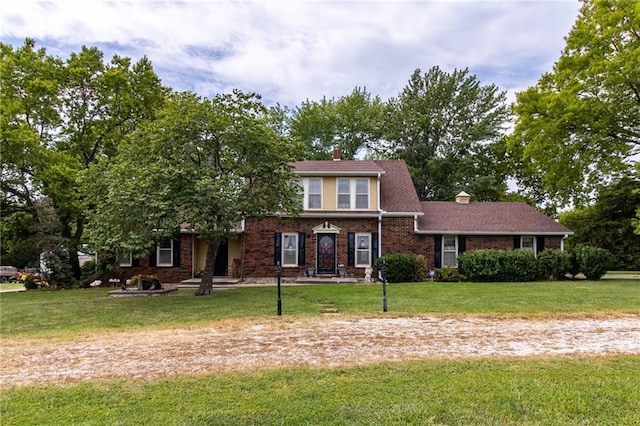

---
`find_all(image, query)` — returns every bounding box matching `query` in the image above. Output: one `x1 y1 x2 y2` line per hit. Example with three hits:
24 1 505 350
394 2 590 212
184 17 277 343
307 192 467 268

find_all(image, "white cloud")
1 0 581 106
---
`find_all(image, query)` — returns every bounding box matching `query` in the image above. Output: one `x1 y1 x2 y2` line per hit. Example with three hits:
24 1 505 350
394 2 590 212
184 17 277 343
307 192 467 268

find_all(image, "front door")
214 240 229 276
316 234 336 275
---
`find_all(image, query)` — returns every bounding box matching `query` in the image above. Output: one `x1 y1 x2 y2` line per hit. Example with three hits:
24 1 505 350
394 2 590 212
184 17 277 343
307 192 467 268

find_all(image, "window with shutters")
282 233 298 266
118 251 132 267
355 233 371 266
442 236 457 267
521 236 535 254
157 240 173 267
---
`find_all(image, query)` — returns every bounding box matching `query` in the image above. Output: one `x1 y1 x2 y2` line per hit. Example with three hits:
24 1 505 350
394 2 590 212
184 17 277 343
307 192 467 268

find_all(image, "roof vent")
332 148 341 161
455 191 470 204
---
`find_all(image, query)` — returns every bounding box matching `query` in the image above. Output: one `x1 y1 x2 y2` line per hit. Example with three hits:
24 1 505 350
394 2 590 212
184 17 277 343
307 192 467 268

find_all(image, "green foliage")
509 0 640 206
79 256 121 288
538 249 571 280
560 176 640 270
87 90 302 295
40 247 76 288
1 39 166 279
385 66 511 201
435 266 466 282
130 274 161 290
458 249 539 282
289 87 385 160
375 253 424 283
570 246 615 281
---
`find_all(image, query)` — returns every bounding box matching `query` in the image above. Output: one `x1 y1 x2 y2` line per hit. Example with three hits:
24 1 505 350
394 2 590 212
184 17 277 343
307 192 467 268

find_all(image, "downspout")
561 234 568 251
377 173 382 258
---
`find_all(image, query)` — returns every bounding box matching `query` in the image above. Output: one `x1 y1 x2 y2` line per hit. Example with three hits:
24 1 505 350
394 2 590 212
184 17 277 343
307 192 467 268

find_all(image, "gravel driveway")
2 314 639 388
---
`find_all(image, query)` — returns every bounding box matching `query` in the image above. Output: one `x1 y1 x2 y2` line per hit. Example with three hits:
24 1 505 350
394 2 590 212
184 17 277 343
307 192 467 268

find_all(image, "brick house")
119 154 572 282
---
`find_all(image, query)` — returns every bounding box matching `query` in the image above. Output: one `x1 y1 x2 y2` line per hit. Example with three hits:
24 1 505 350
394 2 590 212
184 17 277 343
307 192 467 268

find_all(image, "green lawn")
1 280 639 339
2 280 639 425
2 357 639 425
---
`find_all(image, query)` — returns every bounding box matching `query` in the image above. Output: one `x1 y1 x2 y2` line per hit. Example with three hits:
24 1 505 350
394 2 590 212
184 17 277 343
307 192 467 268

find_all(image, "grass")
2 357 639 425
1 280 639 339
2 280 639 425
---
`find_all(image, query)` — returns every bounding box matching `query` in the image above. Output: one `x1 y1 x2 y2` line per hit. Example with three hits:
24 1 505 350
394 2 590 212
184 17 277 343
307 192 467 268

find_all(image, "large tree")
289 87 385 160
560 175 640 270
87 91 302 295
509 0 640 207
1 39 165 276
385 67 511 200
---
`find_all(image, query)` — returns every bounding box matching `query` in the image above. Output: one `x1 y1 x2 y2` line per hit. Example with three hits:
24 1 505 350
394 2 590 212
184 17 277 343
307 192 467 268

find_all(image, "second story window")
337 179 351 208
308 178 322 209
337 178 369 210
355 178 369 209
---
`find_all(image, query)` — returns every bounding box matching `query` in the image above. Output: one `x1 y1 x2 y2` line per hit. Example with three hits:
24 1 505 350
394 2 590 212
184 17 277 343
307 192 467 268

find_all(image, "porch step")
295 277 358 284
180 277 242 287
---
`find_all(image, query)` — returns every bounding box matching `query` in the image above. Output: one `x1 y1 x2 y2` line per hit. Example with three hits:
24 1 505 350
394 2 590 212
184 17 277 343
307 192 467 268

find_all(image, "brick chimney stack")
332 148 341 161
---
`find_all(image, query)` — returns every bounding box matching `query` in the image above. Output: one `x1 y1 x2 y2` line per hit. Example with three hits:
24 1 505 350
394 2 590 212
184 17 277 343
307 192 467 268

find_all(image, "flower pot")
307 268 315 277
338 268 347 278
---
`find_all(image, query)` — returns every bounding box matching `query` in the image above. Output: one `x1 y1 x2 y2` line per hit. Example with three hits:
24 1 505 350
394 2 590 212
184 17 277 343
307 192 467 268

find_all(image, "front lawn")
1 280 638 339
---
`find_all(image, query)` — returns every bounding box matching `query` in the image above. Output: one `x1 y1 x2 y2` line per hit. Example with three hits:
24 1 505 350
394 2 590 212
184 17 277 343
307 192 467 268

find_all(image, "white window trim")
303 178 323 210
282 233 299 267
521 236 536 254
337 178 370 210
118 252 132 267
157 240 173 267
442 235 458 268
355 233 371 267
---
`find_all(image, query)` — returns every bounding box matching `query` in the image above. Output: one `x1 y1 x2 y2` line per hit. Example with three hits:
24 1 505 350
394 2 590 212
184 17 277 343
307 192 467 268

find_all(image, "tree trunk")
195 237 220 296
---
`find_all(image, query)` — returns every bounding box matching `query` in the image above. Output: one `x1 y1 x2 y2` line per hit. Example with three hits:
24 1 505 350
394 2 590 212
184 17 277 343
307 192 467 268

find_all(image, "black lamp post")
381 259 388 312
276 261 282 316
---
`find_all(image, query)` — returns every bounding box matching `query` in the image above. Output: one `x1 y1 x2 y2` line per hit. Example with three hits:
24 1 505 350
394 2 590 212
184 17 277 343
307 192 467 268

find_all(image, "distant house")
118 151 572 282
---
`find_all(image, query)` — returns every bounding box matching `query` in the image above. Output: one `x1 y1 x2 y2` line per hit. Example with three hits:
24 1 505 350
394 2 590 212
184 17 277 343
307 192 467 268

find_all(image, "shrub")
458 249 539 282
577 246 614 280
79 256 121 288
457 249 501 282
435 266 466 282
374 254 424 283
40 247 75 288
538 249 571 280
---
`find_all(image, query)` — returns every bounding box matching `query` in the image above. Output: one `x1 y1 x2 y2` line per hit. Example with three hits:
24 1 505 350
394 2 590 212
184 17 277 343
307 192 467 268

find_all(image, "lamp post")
381 259 388 312
276 261 282 316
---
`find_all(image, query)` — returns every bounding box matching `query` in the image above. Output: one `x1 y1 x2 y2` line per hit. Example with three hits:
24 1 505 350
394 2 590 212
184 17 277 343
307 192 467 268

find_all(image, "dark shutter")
513 236 521 249
371 232 379 265
132 258 140 267
536 236 545 255
434 236 442 268
347 232 355 267
172 239 181 267
298 232 306 266
458 236 466 254
149 247 157 267
274 233 282 265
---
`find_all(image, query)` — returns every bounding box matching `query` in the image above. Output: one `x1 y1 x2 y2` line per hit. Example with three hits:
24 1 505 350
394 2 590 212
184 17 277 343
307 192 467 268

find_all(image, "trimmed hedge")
538 249 571 281
374 253 424 283
457 249 539 282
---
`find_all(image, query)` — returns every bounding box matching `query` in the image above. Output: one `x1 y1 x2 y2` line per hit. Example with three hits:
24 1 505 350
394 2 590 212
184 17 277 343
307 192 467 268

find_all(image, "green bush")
40 247 75 288
538 249 571 280
374 253 424 283
457 249 501 282
577 246 615 280
435 266 466 282
458 249 539 282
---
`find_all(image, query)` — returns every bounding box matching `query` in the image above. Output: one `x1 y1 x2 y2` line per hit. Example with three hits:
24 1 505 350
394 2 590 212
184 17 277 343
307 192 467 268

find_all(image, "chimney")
332 148 341 161
455 191 470 204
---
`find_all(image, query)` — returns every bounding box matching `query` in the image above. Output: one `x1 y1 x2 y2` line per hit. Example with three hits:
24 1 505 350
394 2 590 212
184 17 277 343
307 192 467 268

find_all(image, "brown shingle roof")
418 201 572 234
293 160 385 174
375 160 423 214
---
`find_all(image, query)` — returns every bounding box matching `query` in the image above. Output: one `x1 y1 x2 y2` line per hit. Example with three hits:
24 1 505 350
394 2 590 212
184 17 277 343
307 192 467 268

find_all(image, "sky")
1 0 582 108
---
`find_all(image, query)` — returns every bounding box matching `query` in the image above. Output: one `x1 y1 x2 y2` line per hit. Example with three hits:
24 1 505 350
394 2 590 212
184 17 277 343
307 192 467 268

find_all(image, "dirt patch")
2 314 639 388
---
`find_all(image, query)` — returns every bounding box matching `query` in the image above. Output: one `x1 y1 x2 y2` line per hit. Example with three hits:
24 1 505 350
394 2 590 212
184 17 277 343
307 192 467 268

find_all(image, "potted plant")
338 264 346 278
307 267 315 277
